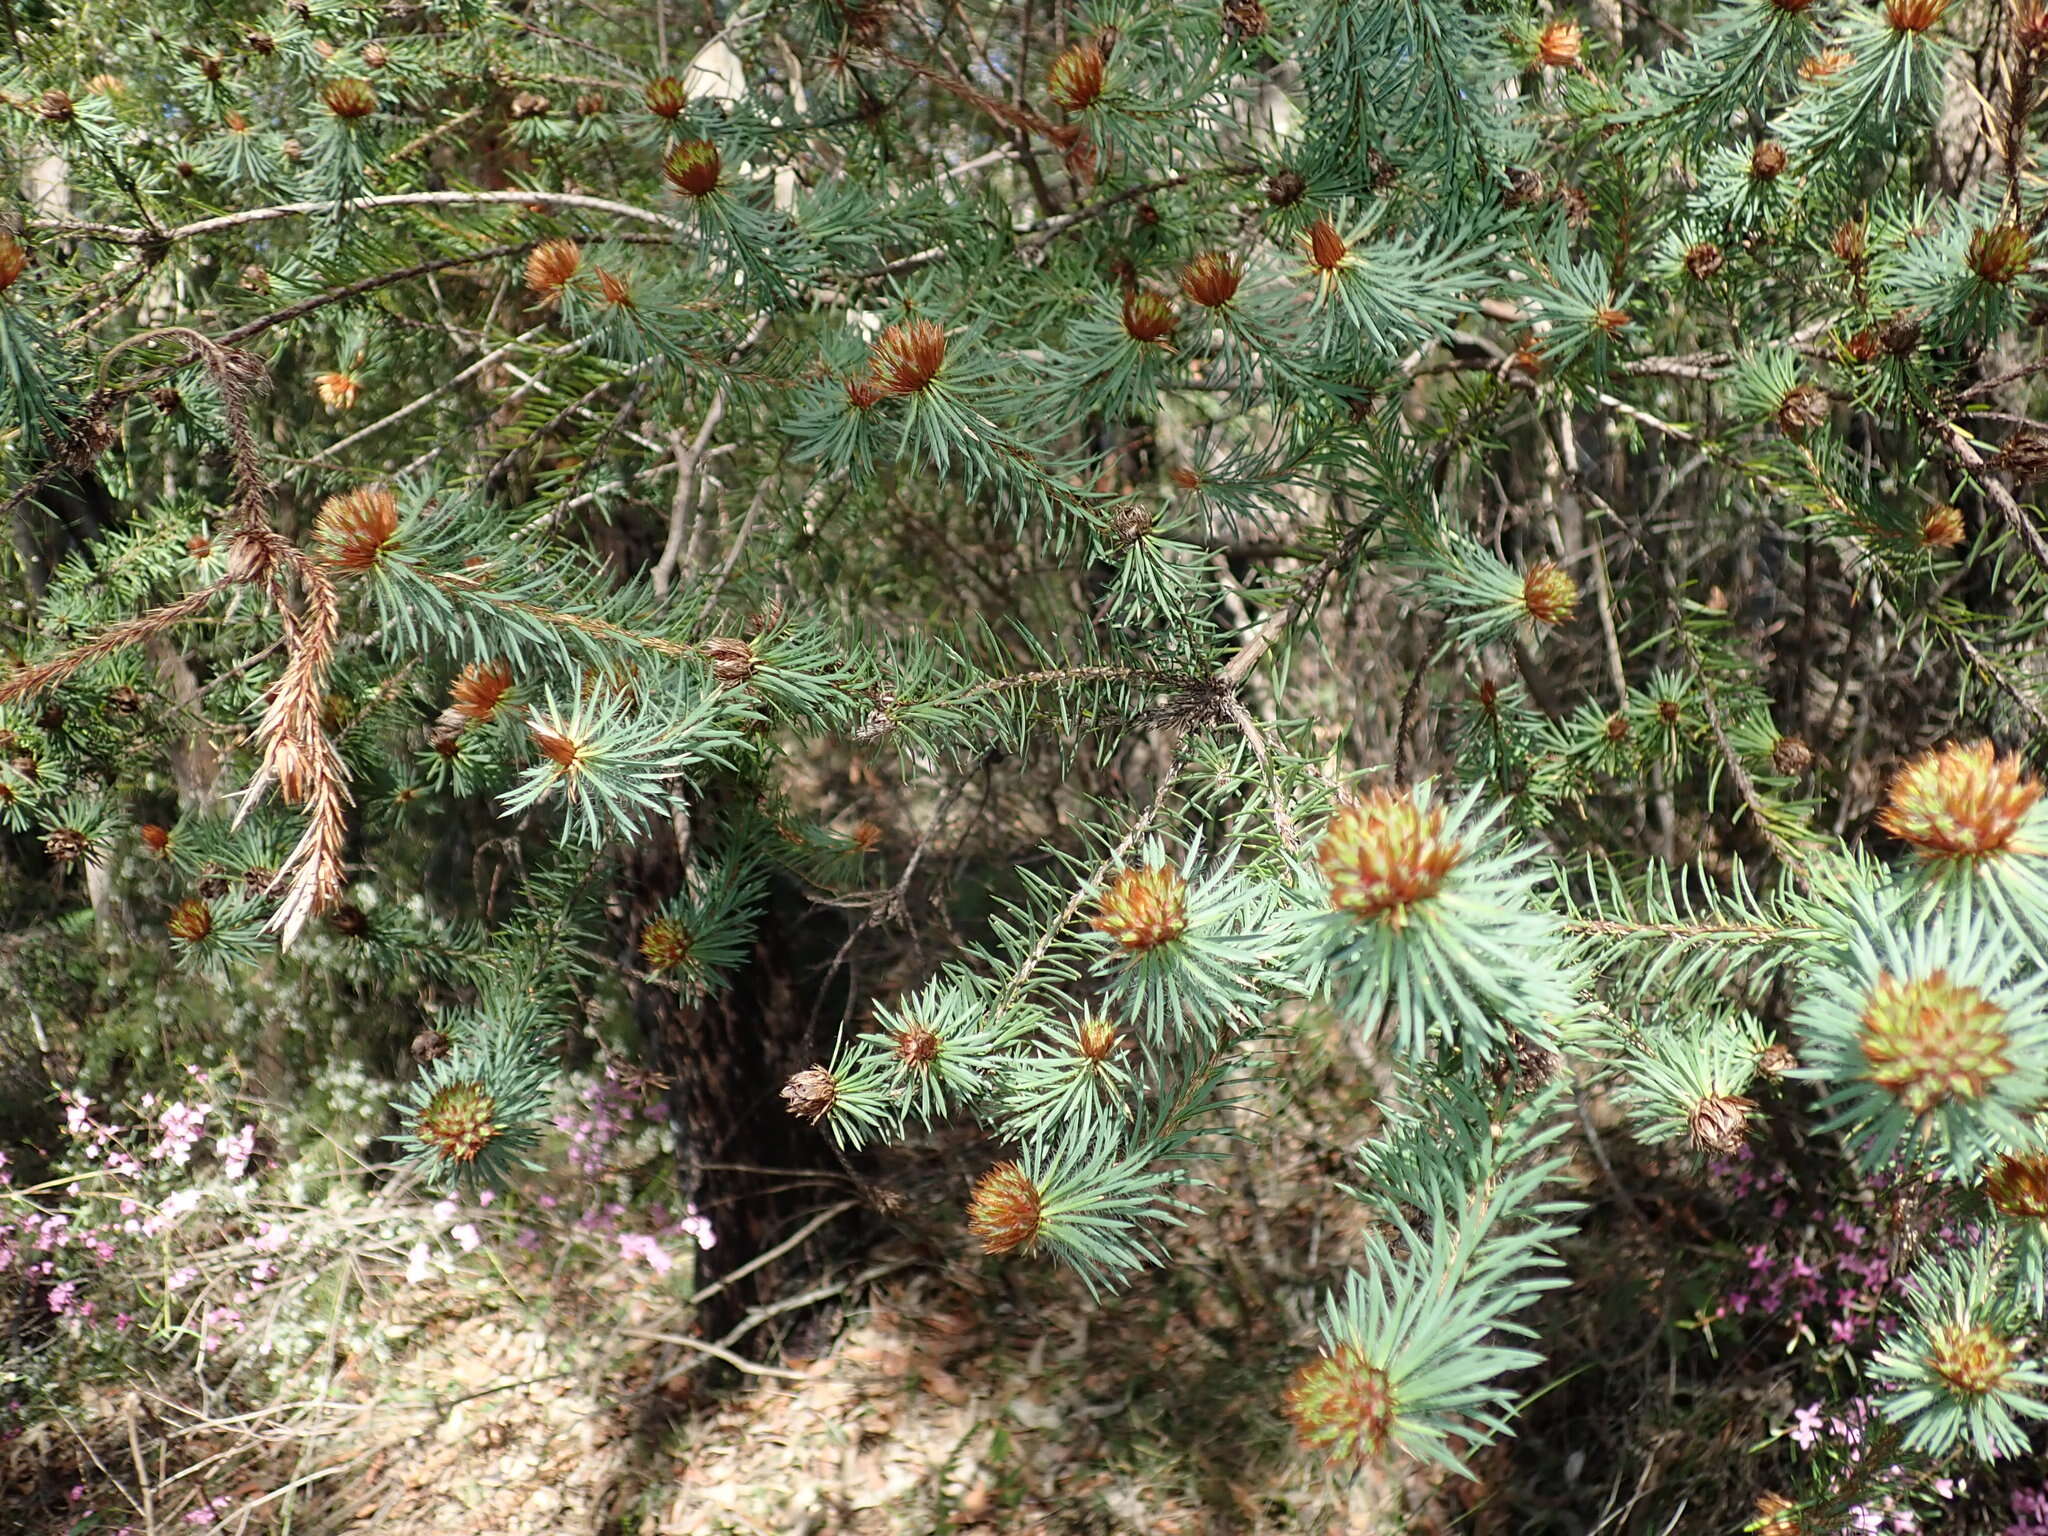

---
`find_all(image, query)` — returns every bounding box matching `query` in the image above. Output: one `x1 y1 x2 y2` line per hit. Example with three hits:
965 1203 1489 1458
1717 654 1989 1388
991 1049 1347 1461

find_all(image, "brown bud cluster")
0 235 27 294
1178 251 1242 309
1521 560 1579 627
868 318 947 396
1770 736 1814 777
1047 41 1106 112
1091 864 1190 952
663 139 722 198
967 1161 1045 1255
781 1066 839 1123
525 238 582 300
1683 241 1725 282
1967 224 2032 286
321 78 377 118
1121 289 1177 343
413 1081 502 1165
314 487 402 574
1879 740 2042 857
1750 141 1788 181
1918 503 1966 550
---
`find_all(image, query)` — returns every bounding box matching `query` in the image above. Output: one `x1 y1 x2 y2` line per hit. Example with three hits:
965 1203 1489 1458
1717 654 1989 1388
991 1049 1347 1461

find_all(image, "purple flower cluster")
2010 1485 2048 1536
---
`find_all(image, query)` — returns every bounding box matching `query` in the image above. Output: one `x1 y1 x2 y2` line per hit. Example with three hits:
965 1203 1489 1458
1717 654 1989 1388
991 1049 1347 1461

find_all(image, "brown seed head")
892 1022 940 1067
1683 241 1725 281
639 916 693 971
315 370 362 411
1861 971 2014 1114
1604 711 1631 743
1926 1322 2016 1394
1224 0 1271 40
1998 426 2048 483
1879 740 2043 857
1771 736 1814 776
663 139 722 198
1319 787 1462 927
1305 217 1349 273
1755 1041 1799 1079
1075 1016 1120 1062
845 374 886 411
1919 503 1966 549
1091 864 1189 952
594 266 634 309
1047 41 1106 112
525 238 582 300
321 78 377 118
37 89 75 124
1536 18 1583 67
1121 289 1177 343
315 487 402 574
1521 559 1579 627
643 75 688 118
574 91 608 118
1968 224 2032 285
781 1065 839 1123
1885 0 1950 31
409 1028 451 1065
702 636 758 684
1593 305 1631 335
1266 167 1308 207
1845 328 1882 364
1750 140 1789 180
869 319 947 396
167 897 213 944
509 90 549 119
414 1081 501 1165
1775 383 1830 437
447 661 514 723
44 826 90 864
1178 251 1242 309
140 823 172 855
967 1161 1045 1255
1985 1152 2048 1220
1109 501 1155 546
1799 48 1855 79
0 235 27 293
1282 1346 1397 1463
1832 219 1869 270
1685 1092 1755 1154
1879 309 1923 355
850 819 884 853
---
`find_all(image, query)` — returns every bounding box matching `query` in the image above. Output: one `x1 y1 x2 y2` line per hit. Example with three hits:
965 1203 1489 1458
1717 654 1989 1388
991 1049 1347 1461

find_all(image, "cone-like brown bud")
315 370 362 411
1775 384 1830 437
1845 328 1882 364
967 1161 1045 1255
1685 1093 1755 1154
0 235 26 294
1319 787 1462 927
37 89 75 124
1799 48 1854 80
1075 1016 1120 1062
1536 19 1582 67
446 661 514 725
1926 1322 2016 1394
1683 241 1724 281
509 90 549 119
1770 736 1813 777
1091 864 1190 952
1919 503 1966 549
1878 309 1923 355
869 319 947 396
1282 1346 1397 1463
643 75 688 118
1178 251 1242 309
140 823 172 855
167 897 214 944
1985 1152 2048 1219
1266 167 1307 207
1121 289 1177 343
1996 426 2048 483
1880 740 2042 857
1046 42 1106 111
410 1028 452 1065
525 238 582 300
781 1065 839 1123
315 487 402 574
1223 0 1270 40
639 916 693 971
1521 560 1578 627
1884 0 1949 32
663 139 722 198
702 636 758 683
1755 1041 1798 1079
1305 217 1348 273
1968 224 2032 285
414 1081 501 1165
1749 141 1788 180
321 78 377 118
1861 972 2014 1113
